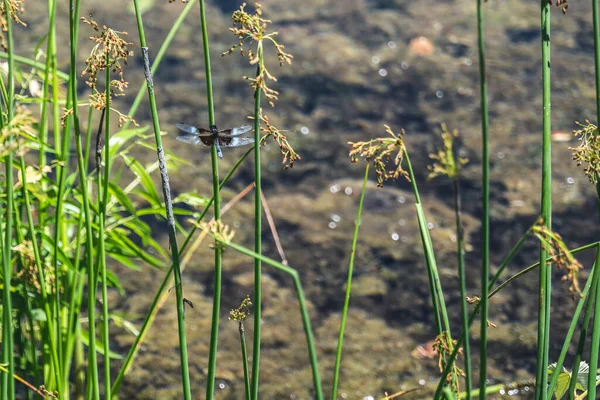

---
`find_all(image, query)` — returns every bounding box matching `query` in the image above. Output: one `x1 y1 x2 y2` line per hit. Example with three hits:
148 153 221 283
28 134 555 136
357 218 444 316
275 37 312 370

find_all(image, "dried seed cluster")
0 0 26 50
531 218 582 296
349 125 410 187
432 331 464 394
428 123 468 181
222 2 293 107
252 109 301 168
62 15 137 127
570 120 600 185
229 295 252 321
0 106 35 157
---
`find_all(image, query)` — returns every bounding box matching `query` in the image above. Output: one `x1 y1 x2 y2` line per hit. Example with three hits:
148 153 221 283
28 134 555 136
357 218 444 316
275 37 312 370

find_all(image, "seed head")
349 125 409 187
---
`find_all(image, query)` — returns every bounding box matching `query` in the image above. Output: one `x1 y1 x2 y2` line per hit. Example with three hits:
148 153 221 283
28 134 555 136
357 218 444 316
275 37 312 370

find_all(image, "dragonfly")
175 123 254 159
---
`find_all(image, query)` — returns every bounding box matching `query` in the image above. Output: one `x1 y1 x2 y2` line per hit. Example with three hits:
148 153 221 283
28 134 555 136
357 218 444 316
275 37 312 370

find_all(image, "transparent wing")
176 135 204 146
226 125 253 136
218 137 255 148
176 123 211 136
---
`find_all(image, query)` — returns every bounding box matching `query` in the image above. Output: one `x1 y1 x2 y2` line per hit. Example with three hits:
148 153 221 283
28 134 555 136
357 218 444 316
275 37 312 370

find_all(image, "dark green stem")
251 41 263 400
197 1 222 398
589 0 600 395
239 322 251 400
99 52 112 399
330 163 369 399
476 0 490 396
453 179 471 399
2 0 15 396
535 2 552 399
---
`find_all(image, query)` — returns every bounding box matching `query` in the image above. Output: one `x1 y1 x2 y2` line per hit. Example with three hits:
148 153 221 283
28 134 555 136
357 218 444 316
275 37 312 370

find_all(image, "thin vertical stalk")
250 41 264 400
197 1 222 398
593 0 600 208
453 179 471 399
535 2 552 399
68 0 100 396
2 0 15 396
37 0 58 214
131 1 191 398
589 0 600 396
99 52 112 398
330 163 369 399
239 322 251 400
476 0 490 396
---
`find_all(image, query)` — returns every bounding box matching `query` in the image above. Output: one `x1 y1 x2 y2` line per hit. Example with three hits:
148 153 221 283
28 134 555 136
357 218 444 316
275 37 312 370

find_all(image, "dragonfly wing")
217 136 255 148
176 135 204 146
229 125 253 136
176 123 201 135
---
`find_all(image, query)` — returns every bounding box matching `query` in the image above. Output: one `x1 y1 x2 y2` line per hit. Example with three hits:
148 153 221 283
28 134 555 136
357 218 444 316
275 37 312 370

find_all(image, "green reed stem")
38 0 58 207
68 0 99 396
535 2 552 399
330 163 369 399
131 1 191 398
476 0 490 396
239 322 251 400
111 143 256 395
453 179 471 399
588 251 600 400
404 149 451 336
251 40 264 400
2 0 15 396
196 1 223 398
99 52 112 399
589 1 600 397
222 241 324 399
546 244 599 398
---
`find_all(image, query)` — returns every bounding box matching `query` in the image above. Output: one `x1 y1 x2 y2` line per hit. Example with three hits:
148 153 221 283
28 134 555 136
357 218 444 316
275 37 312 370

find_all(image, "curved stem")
330 164 369 398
